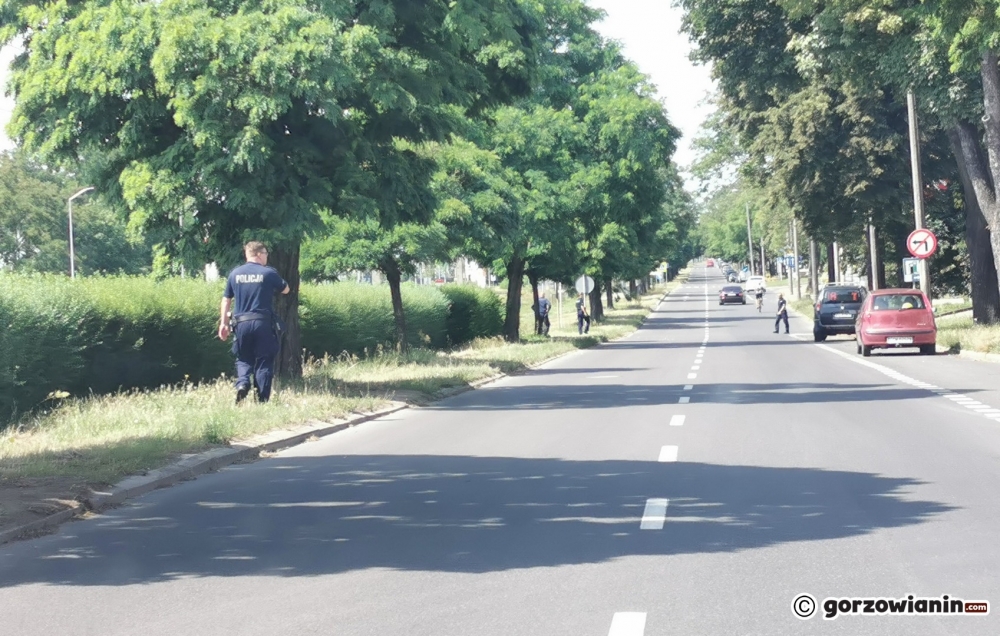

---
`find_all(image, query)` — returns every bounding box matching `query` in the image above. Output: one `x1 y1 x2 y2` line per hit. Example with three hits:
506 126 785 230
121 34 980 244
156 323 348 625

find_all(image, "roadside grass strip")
1 285 673 492
816 344 1000 422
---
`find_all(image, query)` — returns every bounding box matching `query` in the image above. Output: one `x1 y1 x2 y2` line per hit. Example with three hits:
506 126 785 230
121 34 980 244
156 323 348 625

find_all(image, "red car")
706 258 715 267
855 289 936 356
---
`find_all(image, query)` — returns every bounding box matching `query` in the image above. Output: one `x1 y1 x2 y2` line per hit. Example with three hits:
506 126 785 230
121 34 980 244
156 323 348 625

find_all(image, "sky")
0 2 716 177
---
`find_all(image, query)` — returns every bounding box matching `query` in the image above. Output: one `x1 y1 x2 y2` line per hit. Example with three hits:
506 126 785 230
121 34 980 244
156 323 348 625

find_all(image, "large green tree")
1 0 543 376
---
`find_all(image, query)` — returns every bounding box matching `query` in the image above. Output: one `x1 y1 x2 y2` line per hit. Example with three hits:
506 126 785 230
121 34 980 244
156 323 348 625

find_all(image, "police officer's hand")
218 323 230 341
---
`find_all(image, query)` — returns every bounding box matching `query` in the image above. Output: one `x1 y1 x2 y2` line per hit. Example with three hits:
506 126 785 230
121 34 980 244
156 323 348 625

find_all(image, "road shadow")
426 382 964 410
0 456 952 586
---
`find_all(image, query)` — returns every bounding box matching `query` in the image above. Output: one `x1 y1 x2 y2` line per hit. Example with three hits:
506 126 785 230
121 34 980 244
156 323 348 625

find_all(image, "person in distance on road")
755 287 764 312
576 292 591 335
217 241 290 404
774 293 789 334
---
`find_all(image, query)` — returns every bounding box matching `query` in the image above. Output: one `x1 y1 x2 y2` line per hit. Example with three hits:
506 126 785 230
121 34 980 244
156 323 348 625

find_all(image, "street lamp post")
68 187 95 278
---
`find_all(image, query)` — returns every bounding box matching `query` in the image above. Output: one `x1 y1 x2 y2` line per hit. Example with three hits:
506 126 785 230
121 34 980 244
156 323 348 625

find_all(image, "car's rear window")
822 289 863 303
722 286 742 292
872 294 926 310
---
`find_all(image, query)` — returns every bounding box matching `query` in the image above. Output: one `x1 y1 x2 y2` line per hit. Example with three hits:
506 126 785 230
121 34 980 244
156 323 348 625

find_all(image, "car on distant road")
855 289 936 356
707 258 715 267
813 284 866 341
744 276 766 294
719 285 746 305
727 272 739 283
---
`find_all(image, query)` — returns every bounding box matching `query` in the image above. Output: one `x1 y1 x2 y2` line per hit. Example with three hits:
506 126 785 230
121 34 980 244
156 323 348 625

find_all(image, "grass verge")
0 280 677 494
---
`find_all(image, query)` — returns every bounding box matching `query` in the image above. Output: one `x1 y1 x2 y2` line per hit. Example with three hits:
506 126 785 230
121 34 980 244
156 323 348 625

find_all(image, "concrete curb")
0 404 407 546
0 283 682 546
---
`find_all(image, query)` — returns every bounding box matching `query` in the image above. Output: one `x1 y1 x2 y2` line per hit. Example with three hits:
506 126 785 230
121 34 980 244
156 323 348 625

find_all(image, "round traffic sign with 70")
907 228 937 259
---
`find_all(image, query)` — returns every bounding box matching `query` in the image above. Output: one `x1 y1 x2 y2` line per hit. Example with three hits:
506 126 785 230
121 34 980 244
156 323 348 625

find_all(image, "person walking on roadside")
217 241 290 404
774 292 789 334
754 287 764 312
576 292 591 335
537 292 552 336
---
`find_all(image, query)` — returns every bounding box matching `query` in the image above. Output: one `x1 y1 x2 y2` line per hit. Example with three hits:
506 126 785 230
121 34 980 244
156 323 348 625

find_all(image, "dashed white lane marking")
691 365 700 371
816 344 1000 422
669 415 685 426
608 612 646 636
678 397 690 404
683 384 694 391
640 499 669 529
658 445 679 462
687 373 697 379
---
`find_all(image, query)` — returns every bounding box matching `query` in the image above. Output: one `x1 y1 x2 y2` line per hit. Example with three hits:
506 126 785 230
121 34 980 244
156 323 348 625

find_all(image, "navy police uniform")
224 262 288 402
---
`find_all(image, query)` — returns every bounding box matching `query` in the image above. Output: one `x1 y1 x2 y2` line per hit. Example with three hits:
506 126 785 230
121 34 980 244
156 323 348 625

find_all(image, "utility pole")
907 89 932 299
792 218 801 299
868 220 879 290
809 239 819 297
745 202 755 275
760 241 766 278
833 240 841 282
67 186 95 279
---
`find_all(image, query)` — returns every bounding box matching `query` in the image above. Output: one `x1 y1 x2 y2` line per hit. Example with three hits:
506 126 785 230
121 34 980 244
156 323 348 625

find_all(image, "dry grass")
936 317 1000 354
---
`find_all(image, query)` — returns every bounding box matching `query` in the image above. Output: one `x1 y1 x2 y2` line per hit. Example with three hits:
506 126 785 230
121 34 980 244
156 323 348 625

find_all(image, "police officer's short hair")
244 241 268 257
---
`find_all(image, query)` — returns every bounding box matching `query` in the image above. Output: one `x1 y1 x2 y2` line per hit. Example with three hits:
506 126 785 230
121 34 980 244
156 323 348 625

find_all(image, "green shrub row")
0 276 502 425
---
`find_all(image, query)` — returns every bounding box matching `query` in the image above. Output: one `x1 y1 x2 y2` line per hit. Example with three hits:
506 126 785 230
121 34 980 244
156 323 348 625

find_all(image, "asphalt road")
2 265 999 635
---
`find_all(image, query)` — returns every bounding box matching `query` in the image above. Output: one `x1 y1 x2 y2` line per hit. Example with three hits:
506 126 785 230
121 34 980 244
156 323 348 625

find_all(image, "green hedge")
0 276 503 426
300 282 450 357
440 284 504 345
0 275 229 424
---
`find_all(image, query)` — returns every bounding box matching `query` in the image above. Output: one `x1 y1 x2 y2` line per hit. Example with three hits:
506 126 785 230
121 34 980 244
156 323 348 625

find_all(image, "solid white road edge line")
815 344 1000 422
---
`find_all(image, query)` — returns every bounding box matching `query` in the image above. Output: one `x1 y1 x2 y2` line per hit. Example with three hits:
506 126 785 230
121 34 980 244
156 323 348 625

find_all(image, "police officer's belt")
233 312 274 323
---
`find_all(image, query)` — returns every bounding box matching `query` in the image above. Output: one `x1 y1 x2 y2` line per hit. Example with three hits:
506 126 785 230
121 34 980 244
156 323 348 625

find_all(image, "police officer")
217 241 290 404
537 292 552 336
774 292 789 334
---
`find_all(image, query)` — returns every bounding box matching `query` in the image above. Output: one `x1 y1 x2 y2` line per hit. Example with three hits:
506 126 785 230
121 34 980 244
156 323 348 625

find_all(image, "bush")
300 282 449 358
0 276 502 427
0 275 229 425
440 284 504 345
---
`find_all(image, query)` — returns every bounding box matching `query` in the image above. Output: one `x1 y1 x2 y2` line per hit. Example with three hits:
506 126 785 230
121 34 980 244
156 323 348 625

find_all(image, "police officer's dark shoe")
235 386 250 405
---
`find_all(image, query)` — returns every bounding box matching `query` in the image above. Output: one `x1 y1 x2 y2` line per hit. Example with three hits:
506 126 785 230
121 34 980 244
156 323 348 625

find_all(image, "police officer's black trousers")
233 320 279 402
578 313 590 334
774 312 789 333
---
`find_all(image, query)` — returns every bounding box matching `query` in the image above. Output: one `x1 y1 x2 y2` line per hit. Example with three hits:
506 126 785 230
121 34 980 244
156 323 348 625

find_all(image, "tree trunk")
384 259 409 353
864 226 874 291
270 243 302 379
589 285 604 322
605 279 614 309
629 279 638 300
502 257 525 342
826 243 836 283
528 269 542 335
950 123 1000 324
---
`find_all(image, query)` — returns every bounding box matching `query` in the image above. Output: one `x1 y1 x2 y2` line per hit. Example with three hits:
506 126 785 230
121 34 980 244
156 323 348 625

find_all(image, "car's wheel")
862 344 872 357
920 344 936 355
856 341 862 355
813 328 827 343
742 300 746 305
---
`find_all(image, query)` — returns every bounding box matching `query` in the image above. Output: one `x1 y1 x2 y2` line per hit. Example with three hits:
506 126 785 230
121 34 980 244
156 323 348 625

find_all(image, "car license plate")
886 337 913 345
834 312 852 319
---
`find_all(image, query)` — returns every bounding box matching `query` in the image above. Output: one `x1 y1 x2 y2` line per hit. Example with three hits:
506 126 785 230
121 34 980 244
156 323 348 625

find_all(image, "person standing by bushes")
217 241 290 404
576 292 590 335
537 292 552 336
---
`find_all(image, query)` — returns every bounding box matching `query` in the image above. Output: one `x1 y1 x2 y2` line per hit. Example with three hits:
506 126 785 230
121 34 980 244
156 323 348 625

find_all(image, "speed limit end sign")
907 228 938 259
